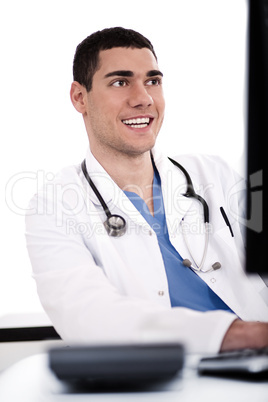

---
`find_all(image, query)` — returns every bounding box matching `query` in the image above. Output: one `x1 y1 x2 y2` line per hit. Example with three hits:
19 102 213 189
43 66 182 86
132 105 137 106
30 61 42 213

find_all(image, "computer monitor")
246 0 268 277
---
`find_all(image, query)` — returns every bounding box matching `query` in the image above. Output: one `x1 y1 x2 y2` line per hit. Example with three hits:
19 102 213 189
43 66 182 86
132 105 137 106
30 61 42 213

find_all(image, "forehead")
96 47 159 77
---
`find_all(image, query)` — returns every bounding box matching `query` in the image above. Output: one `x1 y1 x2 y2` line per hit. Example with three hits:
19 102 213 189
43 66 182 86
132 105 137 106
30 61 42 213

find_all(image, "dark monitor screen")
246 0 268 277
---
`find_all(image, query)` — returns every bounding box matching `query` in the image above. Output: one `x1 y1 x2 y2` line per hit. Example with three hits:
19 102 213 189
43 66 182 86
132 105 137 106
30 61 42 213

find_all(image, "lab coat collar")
84 147 194 218
152 147 194 227
84 148 114 205
83 146 196 233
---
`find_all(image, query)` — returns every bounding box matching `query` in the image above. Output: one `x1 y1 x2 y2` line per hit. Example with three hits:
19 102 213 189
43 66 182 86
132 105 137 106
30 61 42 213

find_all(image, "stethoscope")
81 158 226 273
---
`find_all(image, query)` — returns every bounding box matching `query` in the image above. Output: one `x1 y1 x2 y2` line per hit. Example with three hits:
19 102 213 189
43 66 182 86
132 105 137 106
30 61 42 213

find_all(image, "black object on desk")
198 347 268 379
49 343 184 388
0 326 60 342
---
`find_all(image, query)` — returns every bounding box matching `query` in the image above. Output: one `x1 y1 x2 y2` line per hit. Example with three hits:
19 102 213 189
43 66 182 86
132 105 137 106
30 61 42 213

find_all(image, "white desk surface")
0 352 267 402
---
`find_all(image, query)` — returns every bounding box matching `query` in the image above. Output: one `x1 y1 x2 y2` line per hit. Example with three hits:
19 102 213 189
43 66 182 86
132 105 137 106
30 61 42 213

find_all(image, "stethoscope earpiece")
212 262 221 270
183 259 221 272
182 259 192 268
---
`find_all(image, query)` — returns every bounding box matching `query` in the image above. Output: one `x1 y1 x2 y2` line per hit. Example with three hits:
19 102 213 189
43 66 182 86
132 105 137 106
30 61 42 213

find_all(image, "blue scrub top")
124 168 233 313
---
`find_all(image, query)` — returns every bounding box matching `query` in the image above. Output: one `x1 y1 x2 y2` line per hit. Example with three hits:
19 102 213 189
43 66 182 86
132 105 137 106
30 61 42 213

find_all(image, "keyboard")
198 347 268 378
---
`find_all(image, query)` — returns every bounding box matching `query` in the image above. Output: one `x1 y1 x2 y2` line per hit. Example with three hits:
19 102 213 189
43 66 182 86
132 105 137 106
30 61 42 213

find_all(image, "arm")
25 165 266 354
25 183 236 354
221 319 268 351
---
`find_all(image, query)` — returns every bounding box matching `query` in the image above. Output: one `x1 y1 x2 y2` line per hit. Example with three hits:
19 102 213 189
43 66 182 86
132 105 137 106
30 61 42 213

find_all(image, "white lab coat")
25 147 268 353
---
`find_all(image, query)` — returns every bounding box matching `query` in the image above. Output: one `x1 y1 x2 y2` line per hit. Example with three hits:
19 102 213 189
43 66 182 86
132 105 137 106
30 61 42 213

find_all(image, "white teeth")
130 124 148 128
122 117 150 125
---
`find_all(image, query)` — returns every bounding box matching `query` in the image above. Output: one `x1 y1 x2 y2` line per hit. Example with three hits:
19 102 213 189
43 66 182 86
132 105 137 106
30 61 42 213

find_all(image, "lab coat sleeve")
25 180 237 354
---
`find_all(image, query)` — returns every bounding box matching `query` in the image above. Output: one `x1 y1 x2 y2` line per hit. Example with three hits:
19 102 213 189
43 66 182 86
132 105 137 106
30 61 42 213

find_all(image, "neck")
91 147 155 214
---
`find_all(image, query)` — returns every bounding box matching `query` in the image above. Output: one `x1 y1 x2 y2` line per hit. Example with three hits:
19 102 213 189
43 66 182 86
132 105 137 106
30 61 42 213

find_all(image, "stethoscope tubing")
81 160 111 218
81 159 127 236
168 157 209 223
81 157 223 271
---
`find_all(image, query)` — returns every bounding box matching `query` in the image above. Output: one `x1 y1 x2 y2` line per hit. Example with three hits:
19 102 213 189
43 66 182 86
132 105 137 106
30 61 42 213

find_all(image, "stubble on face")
83 47 165 160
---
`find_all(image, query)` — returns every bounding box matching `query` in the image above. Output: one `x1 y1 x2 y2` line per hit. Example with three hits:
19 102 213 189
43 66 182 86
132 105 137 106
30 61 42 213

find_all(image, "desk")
0 312 62 372
0 353 267 402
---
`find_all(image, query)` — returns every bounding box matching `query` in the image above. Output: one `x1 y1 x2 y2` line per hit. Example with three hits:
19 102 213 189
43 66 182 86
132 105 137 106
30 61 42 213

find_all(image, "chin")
123 141 156 157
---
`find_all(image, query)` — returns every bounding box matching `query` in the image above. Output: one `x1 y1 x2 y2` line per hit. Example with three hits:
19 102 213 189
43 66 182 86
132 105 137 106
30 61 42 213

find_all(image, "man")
25 27 268 353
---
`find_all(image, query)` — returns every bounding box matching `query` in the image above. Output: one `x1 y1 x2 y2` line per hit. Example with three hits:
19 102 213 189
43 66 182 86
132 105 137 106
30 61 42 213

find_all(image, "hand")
220 319 268 352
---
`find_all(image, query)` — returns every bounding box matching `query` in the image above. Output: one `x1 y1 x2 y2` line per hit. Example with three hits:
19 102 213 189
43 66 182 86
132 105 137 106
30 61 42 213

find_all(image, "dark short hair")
73 27 157 92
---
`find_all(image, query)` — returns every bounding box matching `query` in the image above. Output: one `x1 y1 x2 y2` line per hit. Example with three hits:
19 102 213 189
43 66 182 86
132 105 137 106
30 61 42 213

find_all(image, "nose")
128 82 153 108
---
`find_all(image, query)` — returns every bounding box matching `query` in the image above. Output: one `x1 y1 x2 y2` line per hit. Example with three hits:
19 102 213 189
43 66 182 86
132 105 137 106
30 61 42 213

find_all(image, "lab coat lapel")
83 148 268 320
154 151 268 318
153 148 220 269
153 149 195 249
153 149 194 227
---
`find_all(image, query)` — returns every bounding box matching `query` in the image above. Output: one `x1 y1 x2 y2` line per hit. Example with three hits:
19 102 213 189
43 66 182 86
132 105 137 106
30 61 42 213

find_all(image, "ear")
70 81 87 114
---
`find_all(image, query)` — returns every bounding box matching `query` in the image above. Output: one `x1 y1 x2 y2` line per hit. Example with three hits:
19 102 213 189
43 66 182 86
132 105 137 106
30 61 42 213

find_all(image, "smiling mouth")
122 117 152 128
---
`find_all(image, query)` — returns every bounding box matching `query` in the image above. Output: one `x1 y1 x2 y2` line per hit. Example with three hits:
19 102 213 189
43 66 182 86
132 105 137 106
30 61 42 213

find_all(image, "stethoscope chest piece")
104 215 127 237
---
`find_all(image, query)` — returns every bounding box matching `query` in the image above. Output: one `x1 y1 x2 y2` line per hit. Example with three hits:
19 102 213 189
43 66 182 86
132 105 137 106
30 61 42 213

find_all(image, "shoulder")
27 163 84 213
50 164 82 187
169 153 241 185
171 153 232 173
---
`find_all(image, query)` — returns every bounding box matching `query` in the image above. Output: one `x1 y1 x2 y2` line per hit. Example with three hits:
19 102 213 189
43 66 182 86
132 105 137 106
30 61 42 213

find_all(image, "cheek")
161 99 166 114
160 91 166 109
157 98 165 119
154 91 165 111
98 99 122 121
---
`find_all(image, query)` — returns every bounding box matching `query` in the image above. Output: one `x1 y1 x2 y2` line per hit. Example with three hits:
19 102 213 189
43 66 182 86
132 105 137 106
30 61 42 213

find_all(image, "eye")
111 80 128 87
146 78 162 86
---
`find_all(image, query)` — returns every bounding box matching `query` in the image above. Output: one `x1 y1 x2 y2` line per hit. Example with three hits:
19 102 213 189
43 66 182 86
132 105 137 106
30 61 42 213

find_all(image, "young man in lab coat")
26 27 268 353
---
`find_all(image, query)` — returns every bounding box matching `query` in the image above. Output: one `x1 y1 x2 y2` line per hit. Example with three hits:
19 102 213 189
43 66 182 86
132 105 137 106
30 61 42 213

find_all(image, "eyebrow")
104 69 163 79
146 70 163 78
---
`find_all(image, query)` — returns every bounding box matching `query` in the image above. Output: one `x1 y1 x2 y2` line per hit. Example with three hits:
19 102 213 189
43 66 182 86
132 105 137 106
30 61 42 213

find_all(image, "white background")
0 1 247 318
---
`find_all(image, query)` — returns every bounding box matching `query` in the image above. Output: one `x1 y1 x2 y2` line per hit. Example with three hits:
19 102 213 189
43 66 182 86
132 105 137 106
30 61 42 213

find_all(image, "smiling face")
80 47 165 160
